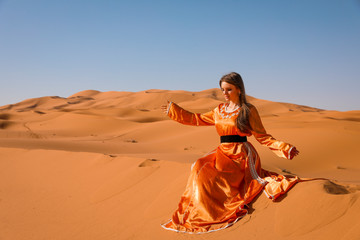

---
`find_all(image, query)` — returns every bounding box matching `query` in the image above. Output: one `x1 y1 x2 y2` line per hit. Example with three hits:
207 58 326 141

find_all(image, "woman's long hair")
219 72 252 133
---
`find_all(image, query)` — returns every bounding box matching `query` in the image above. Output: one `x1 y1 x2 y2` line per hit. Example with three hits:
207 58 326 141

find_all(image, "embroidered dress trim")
288 146 294 159
166 101 173 115
245 142 268 186
263 189 274 199
225 104 239 113
219 103 240 119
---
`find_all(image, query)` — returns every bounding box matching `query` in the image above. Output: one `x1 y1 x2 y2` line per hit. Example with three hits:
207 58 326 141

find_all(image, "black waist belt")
220 135 247 143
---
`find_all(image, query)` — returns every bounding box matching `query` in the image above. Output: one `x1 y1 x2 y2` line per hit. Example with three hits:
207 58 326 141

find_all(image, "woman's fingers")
290 147 299 159
161 101 170 114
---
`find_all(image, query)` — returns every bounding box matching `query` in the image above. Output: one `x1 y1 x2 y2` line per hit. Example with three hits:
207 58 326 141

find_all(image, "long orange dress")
161 102 299 234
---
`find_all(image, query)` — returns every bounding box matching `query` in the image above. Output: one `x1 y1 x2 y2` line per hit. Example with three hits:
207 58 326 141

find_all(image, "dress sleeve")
166 102 215 126
249 105 294 159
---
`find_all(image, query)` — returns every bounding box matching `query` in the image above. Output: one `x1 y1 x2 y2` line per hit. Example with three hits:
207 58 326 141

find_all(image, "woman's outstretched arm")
161 101 215 126
249 105 299 159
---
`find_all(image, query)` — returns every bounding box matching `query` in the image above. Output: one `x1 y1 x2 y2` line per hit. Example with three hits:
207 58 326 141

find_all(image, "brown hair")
219 72 252 133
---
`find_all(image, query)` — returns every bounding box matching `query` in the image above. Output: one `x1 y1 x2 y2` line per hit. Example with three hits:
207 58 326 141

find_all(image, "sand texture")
0 89 359 240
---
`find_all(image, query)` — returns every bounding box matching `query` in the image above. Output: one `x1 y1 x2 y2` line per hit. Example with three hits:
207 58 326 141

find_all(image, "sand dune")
0 89 359 240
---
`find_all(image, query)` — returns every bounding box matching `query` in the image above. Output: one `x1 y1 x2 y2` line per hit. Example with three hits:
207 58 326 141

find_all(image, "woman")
161 72 299 233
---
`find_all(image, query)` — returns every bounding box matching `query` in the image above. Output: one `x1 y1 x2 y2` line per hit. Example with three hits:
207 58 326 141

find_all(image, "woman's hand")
289 147 300 160
161 101 170 114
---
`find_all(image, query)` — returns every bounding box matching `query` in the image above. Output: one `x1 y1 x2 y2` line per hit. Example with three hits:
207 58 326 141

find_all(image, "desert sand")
0 88 359 240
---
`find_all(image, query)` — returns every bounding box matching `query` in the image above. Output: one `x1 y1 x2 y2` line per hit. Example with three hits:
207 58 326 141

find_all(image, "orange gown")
161 102 299 234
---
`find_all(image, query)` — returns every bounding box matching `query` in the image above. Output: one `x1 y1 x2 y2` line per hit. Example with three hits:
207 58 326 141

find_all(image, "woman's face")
220 81 241 103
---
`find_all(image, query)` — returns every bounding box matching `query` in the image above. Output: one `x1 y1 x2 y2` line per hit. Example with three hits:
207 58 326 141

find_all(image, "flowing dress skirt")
161 142 298 233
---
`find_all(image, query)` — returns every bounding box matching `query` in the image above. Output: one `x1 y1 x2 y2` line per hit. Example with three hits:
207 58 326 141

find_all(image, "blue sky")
0 0 359 111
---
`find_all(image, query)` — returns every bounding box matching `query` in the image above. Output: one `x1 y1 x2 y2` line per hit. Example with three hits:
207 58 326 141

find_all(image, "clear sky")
0 0 359 111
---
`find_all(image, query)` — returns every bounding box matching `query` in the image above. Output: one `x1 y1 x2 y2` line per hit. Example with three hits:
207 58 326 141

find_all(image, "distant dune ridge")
0 89 359 240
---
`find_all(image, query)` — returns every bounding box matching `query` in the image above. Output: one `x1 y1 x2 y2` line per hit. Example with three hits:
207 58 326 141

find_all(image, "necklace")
219 103 240 119
225 103 240 113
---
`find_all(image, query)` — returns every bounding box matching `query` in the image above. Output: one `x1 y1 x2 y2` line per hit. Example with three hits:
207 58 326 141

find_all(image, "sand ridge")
0 89 359 240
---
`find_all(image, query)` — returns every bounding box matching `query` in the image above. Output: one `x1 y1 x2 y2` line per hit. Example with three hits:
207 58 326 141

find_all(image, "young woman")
161 72 299 233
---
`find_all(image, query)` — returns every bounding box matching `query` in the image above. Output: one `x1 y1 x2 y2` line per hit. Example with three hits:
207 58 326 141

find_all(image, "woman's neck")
226 101 240 112
228 100 239 107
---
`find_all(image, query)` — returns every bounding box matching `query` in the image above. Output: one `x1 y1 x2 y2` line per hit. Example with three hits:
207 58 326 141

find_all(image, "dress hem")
160 210 248 234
